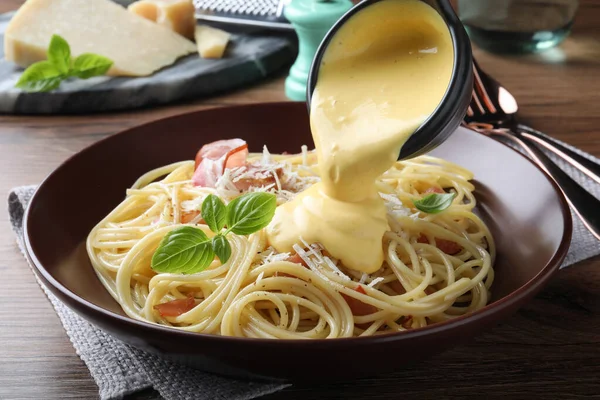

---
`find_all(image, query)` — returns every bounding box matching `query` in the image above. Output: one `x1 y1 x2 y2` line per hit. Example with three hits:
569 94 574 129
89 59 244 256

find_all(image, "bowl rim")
23 101 573 347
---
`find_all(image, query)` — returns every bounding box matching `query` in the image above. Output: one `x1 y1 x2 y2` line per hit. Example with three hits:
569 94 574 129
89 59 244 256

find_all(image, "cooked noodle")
87 149 495 338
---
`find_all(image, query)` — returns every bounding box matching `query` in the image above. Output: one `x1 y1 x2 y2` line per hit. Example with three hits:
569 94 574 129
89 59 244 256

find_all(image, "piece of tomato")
154 296 195 317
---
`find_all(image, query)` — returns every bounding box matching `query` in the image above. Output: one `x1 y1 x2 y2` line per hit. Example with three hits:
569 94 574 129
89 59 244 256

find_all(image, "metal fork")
464 59 600 241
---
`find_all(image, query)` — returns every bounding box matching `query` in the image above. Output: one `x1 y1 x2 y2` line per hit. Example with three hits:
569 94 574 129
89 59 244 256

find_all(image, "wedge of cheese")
195 25 231 59
128 0 196 40
5 0 197 77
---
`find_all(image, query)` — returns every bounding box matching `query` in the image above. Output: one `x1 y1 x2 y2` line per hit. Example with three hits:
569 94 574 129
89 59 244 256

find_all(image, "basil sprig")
413 192 456 214
151 192 277 274
15 34 113 93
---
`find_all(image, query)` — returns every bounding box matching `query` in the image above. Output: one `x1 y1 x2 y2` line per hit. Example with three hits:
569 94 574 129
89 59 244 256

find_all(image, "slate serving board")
0 11 296 114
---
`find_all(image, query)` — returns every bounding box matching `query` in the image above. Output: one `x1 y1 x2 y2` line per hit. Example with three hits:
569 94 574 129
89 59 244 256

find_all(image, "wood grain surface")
1 1 599 399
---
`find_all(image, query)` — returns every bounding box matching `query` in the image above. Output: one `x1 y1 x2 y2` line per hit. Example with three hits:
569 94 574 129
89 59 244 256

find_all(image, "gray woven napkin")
8 187 289 399
7 130 600 400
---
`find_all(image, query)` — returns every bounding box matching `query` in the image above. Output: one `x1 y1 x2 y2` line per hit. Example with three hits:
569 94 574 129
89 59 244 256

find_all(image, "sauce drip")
266 0 454 273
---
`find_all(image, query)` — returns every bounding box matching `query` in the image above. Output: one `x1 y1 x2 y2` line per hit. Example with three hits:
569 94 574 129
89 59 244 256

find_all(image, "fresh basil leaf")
413 192 456 214
48 34 71 74
151 226 215 274
212 235 232 264
72 53 113 79
15 61 64 93
226 192 277 236
201 194 227 233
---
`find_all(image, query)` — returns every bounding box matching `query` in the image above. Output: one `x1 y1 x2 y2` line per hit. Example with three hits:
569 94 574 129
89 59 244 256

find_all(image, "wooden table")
1 1 599 399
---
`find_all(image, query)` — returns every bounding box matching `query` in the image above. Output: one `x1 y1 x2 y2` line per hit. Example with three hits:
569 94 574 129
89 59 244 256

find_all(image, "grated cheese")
198 144 325 209
367 277 384 288
380 192 412 218
232 163 280 185
180 195 206 212
410 212 421 221
231 166 257 182
301 145 308 166
299 238 351 281
215 169 240 200
275 190 296 202
292 244 319 271
324 257 349 280
261 145 273 165
359 273 368 284
272 169 282 191
260 247 292 264
292 244 345 289
248 183 276 193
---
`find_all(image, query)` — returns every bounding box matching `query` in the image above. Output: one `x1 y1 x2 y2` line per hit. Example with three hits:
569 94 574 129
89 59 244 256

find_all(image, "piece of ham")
400 315 413 329
181 210 204 224
423 186 444 194
417 234 462 255
435 239 462 255
285 253 307 267
275 253 308 278
154 295 196 317
342 285 378 316
192 139 248 187
388 280 406 294
233 164 284 191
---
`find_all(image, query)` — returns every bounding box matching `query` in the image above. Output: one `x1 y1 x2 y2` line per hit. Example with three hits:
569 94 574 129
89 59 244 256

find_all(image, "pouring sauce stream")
267 0 454 273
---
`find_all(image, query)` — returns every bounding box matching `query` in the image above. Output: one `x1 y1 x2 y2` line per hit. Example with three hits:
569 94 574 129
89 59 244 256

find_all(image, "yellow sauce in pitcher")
267 0 454 273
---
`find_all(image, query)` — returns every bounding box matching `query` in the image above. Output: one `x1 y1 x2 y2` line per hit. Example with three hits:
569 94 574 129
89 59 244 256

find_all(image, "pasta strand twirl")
87 152 495 339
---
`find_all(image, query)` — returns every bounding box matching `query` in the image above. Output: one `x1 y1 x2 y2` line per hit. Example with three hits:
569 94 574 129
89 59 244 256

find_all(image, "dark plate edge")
22 101 573 348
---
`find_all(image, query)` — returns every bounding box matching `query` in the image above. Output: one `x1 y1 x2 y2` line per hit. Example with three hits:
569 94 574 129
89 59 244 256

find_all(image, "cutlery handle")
516 124 600 186
492 130 600 241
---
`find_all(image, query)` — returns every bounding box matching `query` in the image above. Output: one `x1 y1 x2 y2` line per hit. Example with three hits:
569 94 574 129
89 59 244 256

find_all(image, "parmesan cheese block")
128 0 196 40
4 0 197 77
195 25 231 59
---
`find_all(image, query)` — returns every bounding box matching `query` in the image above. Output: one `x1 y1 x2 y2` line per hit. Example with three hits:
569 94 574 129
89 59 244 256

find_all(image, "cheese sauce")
266 0 454 273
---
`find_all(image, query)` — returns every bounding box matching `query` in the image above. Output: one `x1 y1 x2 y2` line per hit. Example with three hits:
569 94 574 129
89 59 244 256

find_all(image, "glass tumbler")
457 0 579 54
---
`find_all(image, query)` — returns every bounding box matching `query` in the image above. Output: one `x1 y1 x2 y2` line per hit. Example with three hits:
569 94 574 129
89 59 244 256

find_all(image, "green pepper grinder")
284 0 353 101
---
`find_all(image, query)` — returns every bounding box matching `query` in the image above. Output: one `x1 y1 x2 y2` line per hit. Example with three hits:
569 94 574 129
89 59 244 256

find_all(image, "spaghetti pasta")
87 148 495 338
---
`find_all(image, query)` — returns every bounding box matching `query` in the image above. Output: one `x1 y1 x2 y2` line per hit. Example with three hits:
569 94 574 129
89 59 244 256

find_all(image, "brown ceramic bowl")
23 102 571 382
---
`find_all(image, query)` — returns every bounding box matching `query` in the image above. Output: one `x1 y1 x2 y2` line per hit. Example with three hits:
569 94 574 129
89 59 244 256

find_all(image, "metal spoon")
305 0 474 160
